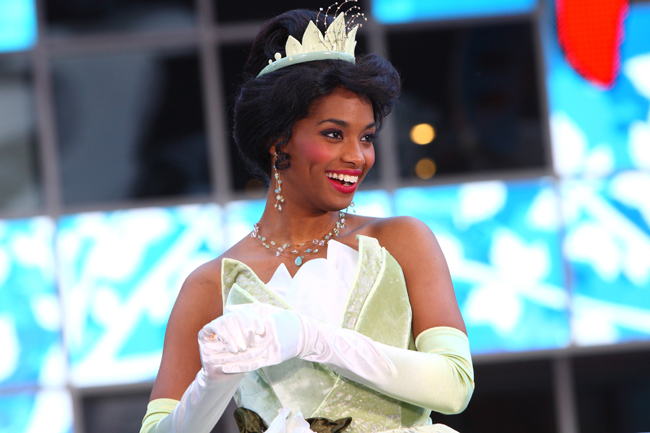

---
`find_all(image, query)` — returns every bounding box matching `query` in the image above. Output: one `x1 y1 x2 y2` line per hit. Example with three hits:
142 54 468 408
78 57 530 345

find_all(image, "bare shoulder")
175 234 262 312
177 237 250 310
362 216 438 261
359 216 466 336
174 258 223 321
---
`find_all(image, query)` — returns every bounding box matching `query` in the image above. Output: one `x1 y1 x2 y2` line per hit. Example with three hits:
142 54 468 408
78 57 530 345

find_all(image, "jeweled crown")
257 1 366 77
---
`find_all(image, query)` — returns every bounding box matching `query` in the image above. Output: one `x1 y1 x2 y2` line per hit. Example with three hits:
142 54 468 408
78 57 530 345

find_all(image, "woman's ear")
269 144 276 156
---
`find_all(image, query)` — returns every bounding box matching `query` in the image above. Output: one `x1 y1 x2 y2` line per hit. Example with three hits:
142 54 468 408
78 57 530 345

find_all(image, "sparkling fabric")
220 236 433 433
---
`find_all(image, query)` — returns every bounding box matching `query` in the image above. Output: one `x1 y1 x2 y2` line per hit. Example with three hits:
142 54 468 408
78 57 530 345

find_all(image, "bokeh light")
415 157 437 179
409 123 436 145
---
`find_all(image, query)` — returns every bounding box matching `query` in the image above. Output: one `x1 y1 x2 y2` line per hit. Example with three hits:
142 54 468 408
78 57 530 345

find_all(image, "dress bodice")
221 236 431 433
265 239 359 327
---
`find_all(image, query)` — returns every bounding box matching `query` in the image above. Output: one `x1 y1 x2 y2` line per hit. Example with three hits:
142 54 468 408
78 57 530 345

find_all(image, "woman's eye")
322 130 343 139
362 133 376 143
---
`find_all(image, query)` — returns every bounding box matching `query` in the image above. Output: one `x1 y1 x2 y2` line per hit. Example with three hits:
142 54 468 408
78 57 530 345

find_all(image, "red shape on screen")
556 0 629 89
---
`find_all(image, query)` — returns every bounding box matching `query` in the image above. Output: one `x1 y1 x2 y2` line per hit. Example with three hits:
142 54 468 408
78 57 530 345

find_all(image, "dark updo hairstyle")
233 9 401 182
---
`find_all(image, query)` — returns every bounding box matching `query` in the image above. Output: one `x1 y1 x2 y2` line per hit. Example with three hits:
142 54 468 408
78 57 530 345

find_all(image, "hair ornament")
257 1 366 77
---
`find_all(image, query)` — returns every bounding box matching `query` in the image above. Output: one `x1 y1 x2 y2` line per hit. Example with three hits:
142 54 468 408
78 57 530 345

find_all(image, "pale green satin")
221 236 433 433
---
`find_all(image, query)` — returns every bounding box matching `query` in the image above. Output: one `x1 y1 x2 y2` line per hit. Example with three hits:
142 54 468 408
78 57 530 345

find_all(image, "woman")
140 8 474 433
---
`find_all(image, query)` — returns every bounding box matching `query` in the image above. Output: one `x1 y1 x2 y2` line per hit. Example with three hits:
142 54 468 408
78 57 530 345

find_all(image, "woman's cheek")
363 145 376 170
302 141 337 164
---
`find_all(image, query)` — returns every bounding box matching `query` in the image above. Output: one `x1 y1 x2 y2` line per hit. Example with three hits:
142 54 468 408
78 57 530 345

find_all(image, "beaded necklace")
252 211 346 266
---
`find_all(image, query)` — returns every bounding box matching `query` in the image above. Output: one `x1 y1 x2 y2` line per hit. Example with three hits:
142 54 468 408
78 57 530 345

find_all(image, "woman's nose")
342 141 365 166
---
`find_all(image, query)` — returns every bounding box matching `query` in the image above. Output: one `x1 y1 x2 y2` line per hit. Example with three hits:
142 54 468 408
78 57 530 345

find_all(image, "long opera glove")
211 304 474 415
140 369 245 433
298 319 475 415
139 309 266 433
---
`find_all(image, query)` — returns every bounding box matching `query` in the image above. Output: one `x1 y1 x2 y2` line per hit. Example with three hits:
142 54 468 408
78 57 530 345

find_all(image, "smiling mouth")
326 172 359 186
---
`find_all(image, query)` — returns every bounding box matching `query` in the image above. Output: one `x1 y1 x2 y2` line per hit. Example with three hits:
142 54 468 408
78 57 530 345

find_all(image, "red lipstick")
325 169 362 194
327 177 358 193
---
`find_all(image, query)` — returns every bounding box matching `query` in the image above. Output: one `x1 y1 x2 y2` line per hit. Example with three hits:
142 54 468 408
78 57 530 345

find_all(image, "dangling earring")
348 200 356 214
273 153 285 211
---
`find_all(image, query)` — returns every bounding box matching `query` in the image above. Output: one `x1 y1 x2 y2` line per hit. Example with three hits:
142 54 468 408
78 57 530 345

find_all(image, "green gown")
221 235 455 433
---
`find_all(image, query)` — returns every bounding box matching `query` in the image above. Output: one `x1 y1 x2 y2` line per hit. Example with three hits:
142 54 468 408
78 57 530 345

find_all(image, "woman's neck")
256 191 344 246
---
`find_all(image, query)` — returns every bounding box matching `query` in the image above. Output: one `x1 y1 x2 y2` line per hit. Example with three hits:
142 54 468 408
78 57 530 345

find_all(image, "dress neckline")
264 240 359 325
265 239 359 285
221 235 385 330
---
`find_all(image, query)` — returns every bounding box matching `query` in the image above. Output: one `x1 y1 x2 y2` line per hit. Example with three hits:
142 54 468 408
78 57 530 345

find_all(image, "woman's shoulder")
195 237 252 282
179 236 248 294
172 238 255 320
175 258 222 313
353 215 435 253
346 215 442 278
364 215 430 232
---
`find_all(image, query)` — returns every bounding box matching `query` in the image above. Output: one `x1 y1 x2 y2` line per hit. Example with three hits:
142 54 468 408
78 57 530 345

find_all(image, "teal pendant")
295 256 303 266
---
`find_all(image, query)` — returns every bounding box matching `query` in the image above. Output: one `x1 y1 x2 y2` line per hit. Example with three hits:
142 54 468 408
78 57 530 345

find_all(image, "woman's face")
280 87 376 212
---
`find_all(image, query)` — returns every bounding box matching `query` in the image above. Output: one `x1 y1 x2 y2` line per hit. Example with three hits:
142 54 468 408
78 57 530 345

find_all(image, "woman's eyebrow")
317 118 348 126
317 118 377 129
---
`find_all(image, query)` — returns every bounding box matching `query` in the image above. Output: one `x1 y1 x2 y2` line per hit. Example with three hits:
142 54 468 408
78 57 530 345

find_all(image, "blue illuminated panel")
563 172 650 345
0 389 73 433
0 0 37 53
372 0 537 24
57 204 224 386
352 190 393 218
224 199 266 249
395 180 569 354
545 3 650 176
0 217 64 389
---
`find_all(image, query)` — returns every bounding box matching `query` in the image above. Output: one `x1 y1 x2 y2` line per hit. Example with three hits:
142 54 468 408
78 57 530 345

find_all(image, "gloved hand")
209 304 474 415
142 303 302 433
204 302 304 373
139 310 264 433
198 303 267 377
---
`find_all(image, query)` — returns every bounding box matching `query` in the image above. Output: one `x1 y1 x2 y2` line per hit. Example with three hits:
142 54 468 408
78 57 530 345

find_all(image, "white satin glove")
199 303 268 373
207 303 304 373
298 320 475 414
211 304 474 415
147 369 245 433
139 312 260 433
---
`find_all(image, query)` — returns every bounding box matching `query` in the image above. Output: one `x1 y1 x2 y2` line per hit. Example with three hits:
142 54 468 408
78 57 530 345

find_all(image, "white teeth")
326 173 359 184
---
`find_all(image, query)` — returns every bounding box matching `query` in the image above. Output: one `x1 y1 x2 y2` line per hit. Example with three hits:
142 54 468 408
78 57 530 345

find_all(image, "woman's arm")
374 216 467 339
151 262 223 401
141 261 249 433
209 305 473 415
